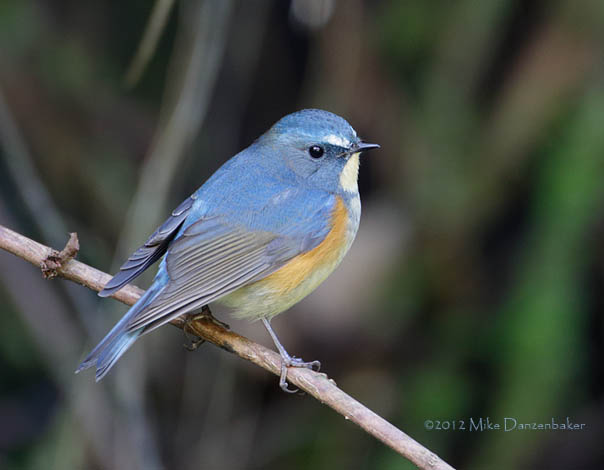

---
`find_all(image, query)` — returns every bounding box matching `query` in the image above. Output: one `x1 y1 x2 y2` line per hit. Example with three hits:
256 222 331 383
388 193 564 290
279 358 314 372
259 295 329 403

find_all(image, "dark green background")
0 1 603 469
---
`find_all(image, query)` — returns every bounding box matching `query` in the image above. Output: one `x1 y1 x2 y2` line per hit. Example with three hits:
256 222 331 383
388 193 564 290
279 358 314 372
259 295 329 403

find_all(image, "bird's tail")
76 284 162 381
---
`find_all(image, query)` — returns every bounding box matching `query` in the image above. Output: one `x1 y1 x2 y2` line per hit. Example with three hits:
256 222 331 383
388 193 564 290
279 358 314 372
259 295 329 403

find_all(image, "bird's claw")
279 364 299 393
183 337 205 351
278 355 322 393
261 317 321 394
183 306 230 351
183 318 205 351
289 357 321 372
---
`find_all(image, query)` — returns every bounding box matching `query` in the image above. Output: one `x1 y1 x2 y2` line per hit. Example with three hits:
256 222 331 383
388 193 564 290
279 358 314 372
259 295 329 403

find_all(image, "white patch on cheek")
324 134 350 147
340 152 360 192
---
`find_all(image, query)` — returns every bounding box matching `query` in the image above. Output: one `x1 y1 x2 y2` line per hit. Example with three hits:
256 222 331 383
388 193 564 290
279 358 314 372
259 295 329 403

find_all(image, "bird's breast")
220 195 360 319
262 195 352 294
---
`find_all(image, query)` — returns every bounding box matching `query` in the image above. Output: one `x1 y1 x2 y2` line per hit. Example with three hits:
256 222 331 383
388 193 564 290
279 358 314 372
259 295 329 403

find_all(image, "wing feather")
116 190 337 334
99 195 195 297
124 221 288 331
137 261 271 334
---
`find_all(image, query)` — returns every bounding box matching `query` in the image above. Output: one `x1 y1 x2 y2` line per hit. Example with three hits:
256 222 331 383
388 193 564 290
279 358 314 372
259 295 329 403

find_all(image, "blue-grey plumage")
77 109 379 384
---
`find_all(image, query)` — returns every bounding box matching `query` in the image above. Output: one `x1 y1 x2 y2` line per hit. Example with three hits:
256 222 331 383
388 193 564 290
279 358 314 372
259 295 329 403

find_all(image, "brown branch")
0 224 455 470
40 232 80 278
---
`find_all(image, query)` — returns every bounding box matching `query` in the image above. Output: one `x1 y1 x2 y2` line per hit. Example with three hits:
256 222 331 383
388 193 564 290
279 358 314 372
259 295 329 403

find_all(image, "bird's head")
258 109 379 194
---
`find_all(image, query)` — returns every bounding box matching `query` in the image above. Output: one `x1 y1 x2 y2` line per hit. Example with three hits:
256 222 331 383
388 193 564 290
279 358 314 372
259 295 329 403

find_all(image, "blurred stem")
0 84 99 336
111 3 233 466
0 87 67 246
117 0 233 260
124 0 177 88
428 0 511 103
472 18 597 231
0 224 456 470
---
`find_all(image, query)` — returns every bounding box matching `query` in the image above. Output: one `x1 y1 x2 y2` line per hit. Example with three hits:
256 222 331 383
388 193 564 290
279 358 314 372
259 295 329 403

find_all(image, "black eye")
308 145 324 159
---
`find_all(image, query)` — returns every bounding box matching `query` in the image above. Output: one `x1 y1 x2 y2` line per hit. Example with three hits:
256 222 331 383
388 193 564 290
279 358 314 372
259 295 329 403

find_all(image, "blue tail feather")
92 329 141 381
76 284 162 380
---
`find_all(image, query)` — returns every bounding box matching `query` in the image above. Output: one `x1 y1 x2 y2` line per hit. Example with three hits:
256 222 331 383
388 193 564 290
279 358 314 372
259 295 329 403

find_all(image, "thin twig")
40 232 79 279
0 224 455 470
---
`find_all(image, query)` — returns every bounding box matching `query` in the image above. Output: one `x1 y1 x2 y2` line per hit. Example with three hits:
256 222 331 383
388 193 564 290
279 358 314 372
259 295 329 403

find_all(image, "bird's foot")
192 305 230 330
278 351 321 394
261 317 321 393
183 306 229 351
183 318 205 351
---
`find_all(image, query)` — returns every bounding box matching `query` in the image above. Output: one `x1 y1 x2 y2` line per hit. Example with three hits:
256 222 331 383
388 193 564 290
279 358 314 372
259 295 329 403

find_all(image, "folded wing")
99 186 336 336
99 195 195 297
124 217 304 332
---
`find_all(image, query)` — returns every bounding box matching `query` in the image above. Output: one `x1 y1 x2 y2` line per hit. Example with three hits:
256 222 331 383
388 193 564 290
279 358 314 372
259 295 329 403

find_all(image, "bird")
76 109 379 391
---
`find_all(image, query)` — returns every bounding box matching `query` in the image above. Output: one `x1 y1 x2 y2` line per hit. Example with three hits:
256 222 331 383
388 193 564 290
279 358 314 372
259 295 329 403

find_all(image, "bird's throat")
340 153 360 192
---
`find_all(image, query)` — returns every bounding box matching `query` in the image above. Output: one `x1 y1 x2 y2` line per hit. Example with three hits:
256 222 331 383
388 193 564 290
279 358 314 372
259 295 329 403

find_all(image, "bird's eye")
308 145 324 159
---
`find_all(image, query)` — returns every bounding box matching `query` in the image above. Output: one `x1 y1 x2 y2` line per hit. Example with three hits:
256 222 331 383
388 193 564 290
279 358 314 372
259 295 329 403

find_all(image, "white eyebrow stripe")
324 134 350 147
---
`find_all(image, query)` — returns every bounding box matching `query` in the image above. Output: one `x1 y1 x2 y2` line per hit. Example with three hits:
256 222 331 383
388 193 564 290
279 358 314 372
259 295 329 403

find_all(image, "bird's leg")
261 317 321 393
191 305 230 329
183 305 230 351
183 314 205 351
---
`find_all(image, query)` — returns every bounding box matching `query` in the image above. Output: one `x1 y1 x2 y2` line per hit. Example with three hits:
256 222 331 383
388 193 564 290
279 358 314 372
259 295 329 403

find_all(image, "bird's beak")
338 141 380 158
354 141 380 153
346 141 380 157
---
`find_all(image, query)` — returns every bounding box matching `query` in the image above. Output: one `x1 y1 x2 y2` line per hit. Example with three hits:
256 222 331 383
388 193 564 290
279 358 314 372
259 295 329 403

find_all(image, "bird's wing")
124 189 336 333
99 195 195 297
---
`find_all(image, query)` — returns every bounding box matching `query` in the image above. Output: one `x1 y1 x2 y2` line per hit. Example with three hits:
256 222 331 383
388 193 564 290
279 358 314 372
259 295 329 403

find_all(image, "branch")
0 224 455 470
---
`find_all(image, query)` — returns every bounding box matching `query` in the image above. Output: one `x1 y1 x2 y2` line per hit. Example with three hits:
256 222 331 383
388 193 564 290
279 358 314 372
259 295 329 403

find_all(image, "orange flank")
262 196 349 295
219 195 353 319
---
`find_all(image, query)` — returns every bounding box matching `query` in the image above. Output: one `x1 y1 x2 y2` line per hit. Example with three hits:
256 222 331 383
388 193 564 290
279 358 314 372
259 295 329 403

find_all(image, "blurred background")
1 0 603 469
